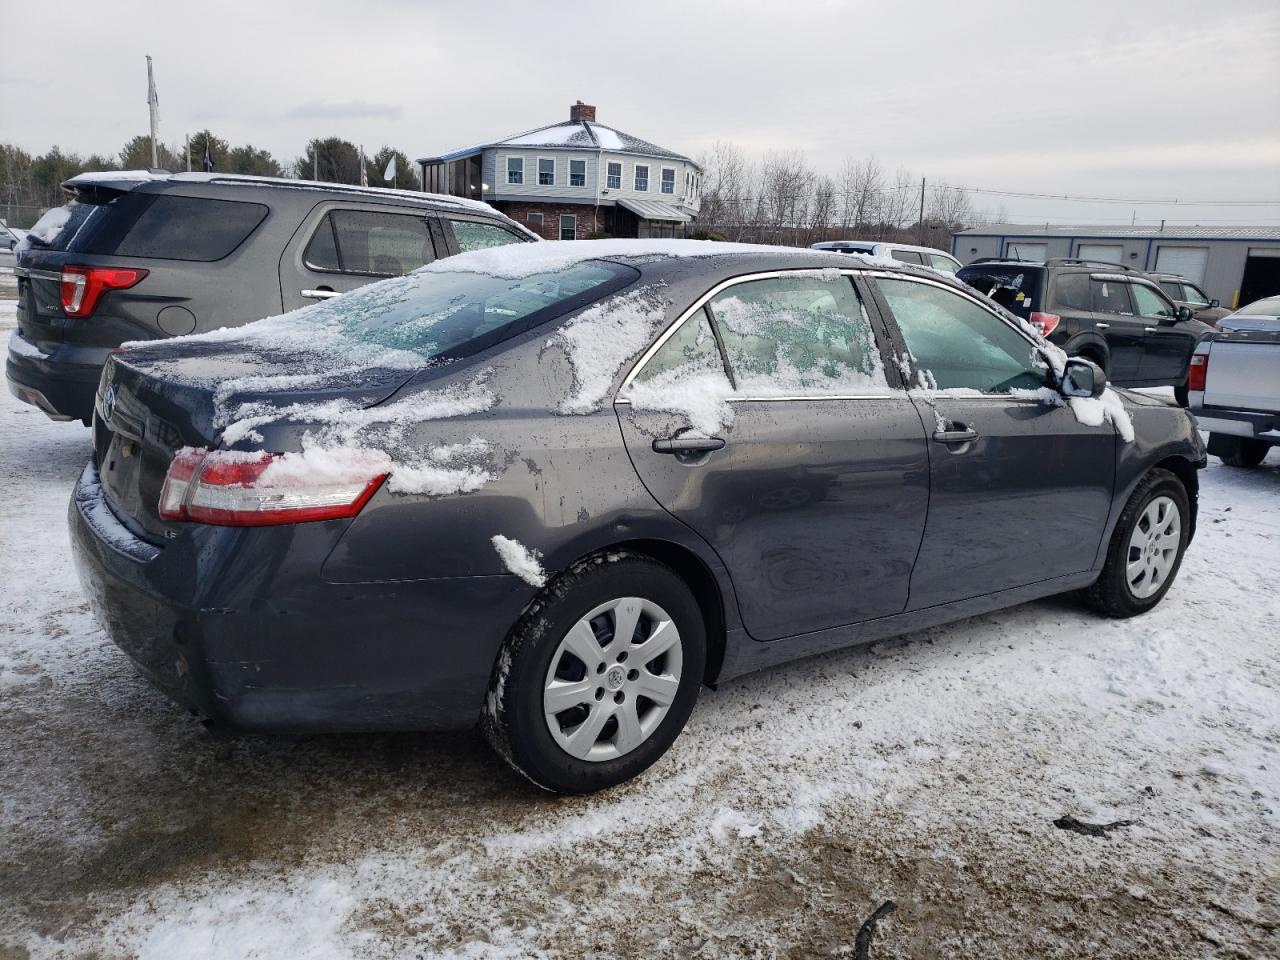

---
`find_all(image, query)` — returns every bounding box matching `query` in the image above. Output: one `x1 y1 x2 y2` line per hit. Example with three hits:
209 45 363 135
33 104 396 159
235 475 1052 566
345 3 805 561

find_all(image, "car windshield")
956 265 1042 313
316 260 638 361
1234 297 1280 317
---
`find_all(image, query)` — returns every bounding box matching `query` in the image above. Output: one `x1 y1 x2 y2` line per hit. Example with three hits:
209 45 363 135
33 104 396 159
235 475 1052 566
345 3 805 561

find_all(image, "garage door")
1077 243 1124 264
1005 241 1047 260
1154 246 1209 285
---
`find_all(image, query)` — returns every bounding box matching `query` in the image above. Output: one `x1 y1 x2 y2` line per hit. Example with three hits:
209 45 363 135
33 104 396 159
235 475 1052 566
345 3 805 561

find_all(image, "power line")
955 186 1280 205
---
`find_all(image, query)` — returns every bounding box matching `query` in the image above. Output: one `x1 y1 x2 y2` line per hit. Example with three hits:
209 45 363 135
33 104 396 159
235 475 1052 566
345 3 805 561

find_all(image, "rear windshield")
21 201 101 252
83 194 268 261
956 265 1042 314
316 260 639 361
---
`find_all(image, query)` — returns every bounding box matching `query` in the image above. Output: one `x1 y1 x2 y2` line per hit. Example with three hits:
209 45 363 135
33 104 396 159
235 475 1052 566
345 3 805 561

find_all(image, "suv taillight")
158 448 388 526
1029 312 1061 337
1187 352 1208 392
60 265 148 318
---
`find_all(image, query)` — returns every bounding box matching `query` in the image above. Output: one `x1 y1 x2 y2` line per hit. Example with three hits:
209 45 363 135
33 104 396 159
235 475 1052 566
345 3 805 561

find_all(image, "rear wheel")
482 553 706 794
1212 434 1270 468
1084 468 1189 618
1173 384 1189 407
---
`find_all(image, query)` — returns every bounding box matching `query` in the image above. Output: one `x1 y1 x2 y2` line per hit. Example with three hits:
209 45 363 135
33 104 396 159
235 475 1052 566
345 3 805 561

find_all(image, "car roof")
60 170 506 218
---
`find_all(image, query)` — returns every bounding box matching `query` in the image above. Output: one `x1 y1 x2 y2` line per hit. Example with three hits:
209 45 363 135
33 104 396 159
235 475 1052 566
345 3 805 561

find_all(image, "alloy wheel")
543 597 683 762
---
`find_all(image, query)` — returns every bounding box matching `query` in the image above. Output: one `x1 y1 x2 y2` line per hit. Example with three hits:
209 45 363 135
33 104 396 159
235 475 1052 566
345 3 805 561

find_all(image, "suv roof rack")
1046 257 1138 272
969 256 1043 264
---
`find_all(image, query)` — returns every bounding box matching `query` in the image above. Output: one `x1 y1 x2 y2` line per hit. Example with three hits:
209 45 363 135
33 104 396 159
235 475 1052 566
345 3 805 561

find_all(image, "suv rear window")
22 202 101 252
91 194 268 261
956 265 1042 314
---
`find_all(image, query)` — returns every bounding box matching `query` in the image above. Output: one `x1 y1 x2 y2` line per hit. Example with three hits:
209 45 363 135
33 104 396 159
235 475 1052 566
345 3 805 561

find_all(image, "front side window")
634 165 649 192
1131 282 1175 319
1091 278 1134 315
569 159 586 187
507 157 524 185
707 274 886 394
559 214 577 240
538 158 555 186
606 161 622 190
877 277 1050 393
661 168 676 194
304 209 434 276
1182 283 1210 306
449 219 524 253
928 253 959 274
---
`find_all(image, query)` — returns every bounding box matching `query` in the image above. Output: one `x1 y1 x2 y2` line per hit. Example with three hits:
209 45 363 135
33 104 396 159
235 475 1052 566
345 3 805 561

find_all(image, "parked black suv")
1148 272 1230 327
6 172 536 424
956 258 1213 403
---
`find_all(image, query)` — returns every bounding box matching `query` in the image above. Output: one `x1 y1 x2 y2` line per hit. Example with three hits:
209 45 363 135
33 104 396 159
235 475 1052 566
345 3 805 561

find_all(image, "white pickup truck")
1188 295 1280 468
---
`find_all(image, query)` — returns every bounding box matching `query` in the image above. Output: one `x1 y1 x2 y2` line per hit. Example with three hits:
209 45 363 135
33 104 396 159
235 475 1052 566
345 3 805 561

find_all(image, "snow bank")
491 535 546 586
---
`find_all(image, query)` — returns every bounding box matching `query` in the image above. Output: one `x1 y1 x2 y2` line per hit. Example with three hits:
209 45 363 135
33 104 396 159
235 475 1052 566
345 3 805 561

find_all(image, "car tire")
481 552 706 794
1213 434 1270 468
1173 384 1189 407
1084 468 1190 619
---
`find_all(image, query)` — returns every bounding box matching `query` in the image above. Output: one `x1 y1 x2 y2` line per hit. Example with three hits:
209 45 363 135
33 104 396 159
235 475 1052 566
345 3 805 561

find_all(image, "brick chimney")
570 101 596 123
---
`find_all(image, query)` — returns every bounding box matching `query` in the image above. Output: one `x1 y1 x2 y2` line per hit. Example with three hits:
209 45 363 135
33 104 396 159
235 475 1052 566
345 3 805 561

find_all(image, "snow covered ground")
1 386 1276 959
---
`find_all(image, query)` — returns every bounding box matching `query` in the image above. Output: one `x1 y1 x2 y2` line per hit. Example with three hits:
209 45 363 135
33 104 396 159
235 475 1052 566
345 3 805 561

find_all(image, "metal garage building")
951 224 1280 309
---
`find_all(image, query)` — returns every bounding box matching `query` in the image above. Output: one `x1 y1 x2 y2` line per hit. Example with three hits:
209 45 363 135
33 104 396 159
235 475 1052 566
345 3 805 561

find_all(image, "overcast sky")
2 0 1278 226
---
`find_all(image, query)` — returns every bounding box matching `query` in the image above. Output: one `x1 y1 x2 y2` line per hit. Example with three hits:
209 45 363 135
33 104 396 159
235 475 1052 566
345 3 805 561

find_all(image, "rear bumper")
1190 403 1280 442
6 331 107 423
68 461 528 733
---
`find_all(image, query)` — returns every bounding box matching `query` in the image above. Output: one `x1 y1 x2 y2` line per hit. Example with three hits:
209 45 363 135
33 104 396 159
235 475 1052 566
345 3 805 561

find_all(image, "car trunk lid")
94 340 419 542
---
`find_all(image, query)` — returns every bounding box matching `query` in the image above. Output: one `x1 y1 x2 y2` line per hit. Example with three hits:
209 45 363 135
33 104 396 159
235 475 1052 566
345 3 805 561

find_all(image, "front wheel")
482 553 706 794
1084 468 1190 618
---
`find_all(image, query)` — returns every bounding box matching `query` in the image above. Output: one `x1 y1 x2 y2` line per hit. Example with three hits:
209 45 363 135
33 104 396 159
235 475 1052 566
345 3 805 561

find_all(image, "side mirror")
1209 299 1220 308
1174 305 1193 323
1061 357 1107 399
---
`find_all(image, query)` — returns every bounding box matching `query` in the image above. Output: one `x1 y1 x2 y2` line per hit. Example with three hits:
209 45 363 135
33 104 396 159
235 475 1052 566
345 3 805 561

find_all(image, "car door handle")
932 427 979 444
1144 326 1157 333
301 288 341 300
1095 322 1110 329
652 436 726 454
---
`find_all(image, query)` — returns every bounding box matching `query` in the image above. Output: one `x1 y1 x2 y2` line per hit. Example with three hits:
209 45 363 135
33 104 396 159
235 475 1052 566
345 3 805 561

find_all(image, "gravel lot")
1 384 1277 959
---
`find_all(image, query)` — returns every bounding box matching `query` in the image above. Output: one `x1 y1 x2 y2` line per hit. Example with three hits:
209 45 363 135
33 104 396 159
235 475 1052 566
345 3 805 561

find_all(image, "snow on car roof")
423 239 898 279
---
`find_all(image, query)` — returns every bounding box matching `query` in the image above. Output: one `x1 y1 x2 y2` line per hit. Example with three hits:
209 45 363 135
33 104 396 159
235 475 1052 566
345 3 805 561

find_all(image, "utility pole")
313 147 319 182
917 177 926 245
185 135 191 173
146 56 160 169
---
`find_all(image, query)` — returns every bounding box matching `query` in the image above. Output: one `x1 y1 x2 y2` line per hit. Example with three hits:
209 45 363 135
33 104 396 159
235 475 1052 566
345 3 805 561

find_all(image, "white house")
417 102 702 240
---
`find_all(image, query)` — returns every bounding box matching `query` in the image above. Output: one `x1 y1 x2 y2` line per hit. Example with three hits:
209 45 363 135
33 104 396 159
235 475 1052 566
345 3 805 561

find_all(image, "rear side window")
305 209 435 276
928 253 959 274
891 249 923 265
1158 281 1183 300
1052 273 1091 311
112 195 267 261
1091 279 1134 315
956 265 1042 313
706 274 886 394
449 219 524 253
878 277 1049 394
632 308 727 387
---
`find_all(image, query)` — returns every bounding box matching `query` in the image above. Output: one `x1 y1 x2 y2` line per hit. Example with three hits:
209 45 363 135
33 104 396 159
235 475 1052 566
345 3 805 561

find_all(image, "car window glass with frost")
1130 283 1175 319
878 277 1051 393
1091 279 1134 315
928 253 959 274
706 274 886 394
631 308 729 387
1181 284 1210 306
449 220 523 253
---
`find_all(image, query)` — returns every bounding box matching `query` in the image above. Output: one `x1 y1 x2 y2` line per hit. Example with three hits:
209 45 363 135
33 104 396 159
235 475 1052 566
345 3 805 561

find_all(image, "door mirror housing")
1172 305 1193 323
1061 357 1107 399
1209 298 1220 309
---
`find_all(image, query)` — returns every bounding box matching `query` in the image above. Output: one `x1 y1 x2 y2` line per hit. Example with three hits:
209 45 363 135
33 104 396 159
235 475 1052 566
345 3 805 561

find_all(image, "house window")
538 158 555 186
634 165 649 192
506 157 523 185
607 161 622 190
527 212 544 229
569 159 586 187
559 214 577 240
661 168 676 195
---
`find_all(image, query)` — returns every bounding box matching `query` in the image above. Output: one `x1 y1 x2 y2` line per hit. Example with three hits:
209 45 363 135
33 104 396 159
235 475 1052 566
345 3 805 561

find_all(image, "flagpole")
146 56 159 168
186 135 191 173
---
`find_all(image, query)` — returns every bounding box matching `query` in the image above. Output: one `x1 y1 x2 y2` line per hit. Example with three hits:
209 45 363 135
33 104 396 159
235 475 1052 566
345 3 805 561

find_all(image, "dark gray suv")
6 172 535 423
69 241 1205 793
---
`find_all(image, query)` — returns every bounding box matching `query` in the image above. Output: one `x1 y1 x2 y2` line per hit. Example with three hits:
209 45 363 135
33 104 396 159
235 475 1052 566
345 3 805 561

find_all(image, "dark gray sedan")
69 241 1205 793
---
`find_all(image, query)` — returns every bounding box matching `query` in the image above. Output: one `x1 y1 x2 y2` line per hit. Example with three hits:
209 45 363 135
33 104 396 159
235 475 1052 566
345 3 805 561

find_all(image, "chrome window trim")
17 267 62 282
619 268 888 396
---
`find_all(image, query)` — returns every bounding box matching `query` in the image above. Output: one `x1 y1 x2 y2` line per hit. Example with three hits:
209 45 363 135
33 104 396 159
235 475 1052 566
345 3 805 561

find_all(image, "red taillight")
1187 352 1208 392
1029 312 1061 337
158 447 388 526
60 265 148 318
